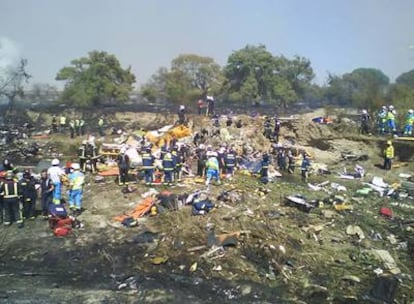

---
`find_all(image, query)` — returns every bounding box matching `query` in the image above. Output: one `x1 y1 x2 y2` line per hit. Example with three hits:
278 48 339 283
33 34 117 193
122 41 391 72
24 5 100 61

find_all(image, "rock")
346 225 365 240
240 284 252 296
341 275 361 283
371 249 401 274
321 210 335 219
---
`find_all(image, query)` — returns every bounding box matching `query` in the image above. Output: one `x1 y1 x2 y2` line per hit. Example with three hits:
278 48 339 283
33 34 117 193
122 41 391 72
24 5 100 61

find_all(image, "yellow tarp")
145 125 191 147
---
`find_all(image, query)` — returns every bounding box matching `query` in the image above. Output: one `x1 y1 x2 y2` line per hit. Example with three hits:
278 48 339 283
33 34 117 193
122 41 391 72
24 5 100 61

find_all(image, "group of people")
0 158 85 228
51 115 105 138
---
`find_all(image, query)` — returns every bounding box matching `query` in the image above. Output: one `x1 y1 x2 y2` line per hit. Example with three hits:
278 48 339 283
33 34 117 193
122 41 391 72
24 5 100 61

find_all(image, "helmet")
23 169 31 179
179 105 185 110
362 109 367 114
199 144 205 150
389 105 394 110
82 140 87 145
5 171 14 180
392 110 396 115
3 159 9 166
382 106 387 110
71 163 80 170
408 109 414 114
145 146 151 152
210 152 218 157
387 140 392 145
51 158 60 166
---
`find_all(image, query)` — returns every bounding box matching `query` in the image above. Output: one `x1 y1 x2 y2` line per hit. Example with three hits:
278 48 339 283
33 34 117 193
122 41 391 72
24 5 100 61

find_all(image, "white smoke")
0 37 21 82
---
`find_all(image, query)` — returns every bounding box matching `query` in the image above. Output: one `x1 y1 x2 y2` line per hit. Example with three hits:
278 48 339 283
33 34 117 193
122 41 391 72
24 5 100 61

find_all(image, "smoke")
0 37 21 81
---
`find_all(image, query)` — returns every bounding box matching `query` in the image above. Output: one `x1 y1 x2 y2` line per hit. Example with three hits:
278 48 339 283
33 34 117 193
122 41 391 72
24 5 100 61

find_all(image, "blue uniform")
206 156 220 185
224 151 236 175
301 157 311 182
142 152 155 184
162 153 175 183
260 157 270 184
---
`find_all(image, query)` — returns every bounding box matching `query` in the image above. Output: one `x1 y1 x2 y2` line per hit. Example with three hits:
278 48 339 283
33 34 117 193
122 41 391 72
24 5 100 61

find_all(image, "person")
172 146 183 181
98 116 105 137
403 109 414 136
383 140 394 170
273 118 281 143
51 115 58 133
84 141 98 173
260 153 270 184
59 115 66 133
206 96 215 117
69 119 75 138
263 117 272 139
79 119 85 136
196 144 207 177
1 159 16 173
68 163 85 215
377 106 387 135
277 149 287 171
162 151 175 185
287 150 296 174
117 147 130 185
74 118 80 136
236 119 243 128
177 105 186 125
1 171 23 228
360 109 371 135
47 158 66 204
142 146 155 185
386 105 397 135
78 140 87 171
300 154 311 182
40 169 54 218
226 116 233 127
224 147 236 178
205 151 221 187
19 169 37 220
197 99 204 115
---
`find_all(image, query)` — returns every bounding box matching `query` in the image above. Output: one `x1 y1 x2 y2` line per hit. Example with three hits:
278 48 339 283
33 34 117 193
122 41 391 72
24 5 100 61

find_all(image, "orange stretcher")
98 167 120 176
113 196 155 222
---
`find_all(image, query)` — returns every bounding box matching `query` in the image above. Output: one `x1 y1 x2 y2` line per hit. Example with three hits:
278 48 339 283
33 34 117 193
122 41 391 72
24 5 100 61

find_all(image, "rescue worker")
84 141 98 173
273 118 281 143
162 151 175 185
217 146 227 175
224 146 236 177
383 140 394 170
277 149 287 171
2 159 16 173
117 147 130 185
19 169 37 220
59 115 66 133
51 115 58 133
206 96 215 117
1 171 23 228
236 119 242 128
360 109 371 135
197 99 204 115
377 106 387 135
79 119 85 136
300 153 311 182
386 105 397 135
142 146 155 185
177 105 186 125
160 142 168 160
69 119 75 139
287 150 296 174
78 140 87 171
403 109 414 136
68 163 85 215
196 144 207 177
40 169 54 218
74 118 80 136
47 158 65 204
263 117 272 139
226 115 233 127
172 146 183 181
98 116 105 137
260 152 270 184
205 151 221 187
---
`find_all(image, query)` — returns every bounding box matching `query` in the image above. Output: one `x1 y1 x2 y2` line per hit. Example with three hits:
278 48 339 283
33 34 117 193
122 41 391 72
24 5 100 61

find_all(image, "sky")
1 0 413 88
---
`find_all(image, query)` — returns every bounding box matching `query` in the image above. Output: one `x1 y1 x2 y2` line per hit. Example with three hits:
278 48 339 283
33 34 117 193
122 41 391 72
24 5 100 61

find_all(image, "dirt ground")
1 109 414 303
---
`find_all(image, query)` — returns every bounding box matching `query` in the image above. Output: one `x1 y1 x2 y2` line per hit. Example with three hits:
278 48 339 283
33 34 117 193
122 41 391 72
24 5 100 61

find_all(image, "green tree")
396 69 414 89
56 51 136 107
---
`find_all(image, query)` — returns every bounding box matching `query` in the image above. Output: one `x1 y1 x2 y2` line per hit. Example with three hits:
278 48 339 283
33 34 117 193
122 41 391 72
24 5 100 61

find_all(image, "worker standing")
383 140 394 170
51 115 58 133
403 109 414 136
40 169 54 219
300 154 311 182
69 119 75 138
79 119 85 136
377 106 387 135
19 169 37 220
177 105 186 125
59 115 66 133
196 144 207 177
98 116 105 137
162 151 175 185
386 105 397 135
360 109 371 135
260 152 270 184
205 151 221 187
1 171 24 228
117 147 130 185
224 146 236 178
47 159 66 205
263 117 272 139
142 146 155 185
68 163 85 215
75 118 80 136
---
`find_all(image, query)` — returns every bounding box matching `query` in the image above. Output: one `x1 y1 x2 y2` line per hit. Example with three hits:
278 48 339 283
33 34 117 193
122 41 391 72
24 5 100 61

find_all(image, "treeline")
3 44 413 111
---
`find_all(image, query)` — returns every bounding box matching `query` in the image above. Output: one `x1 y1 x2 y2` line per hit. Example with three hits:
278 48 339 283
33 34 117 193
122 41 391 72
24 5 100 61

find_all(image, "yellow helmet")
387 140 392 145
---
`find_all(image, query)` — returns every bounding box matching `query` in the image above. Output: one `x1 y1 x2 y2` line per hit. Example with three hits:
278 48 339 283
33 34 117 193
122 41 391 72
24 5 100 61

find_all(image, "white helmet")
382 106 387 110
389 105 394 110
408 109 414 114
82 140 87 145
362 109 367 114
392 110 396 115
71 163 80 170
51 158 60 166
199 144 205 150
210 152 218 157
179 105 185 110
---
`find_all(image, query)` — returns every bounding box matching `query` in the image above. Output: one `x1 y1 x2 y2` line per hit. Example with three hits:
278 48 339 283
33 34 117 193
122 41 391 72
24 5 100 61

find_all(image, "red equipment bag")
53 227 72 237
380 207 393 218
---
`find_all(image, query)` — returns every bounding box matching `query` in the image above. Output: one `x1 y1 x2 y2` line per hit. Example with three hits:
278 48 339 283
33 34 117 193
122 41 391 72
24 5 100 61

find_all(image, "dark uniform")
263 118 272 139
19 173 37 220
40 172 54 217
224 149 236 176
287 150 296 174
273 119 281 142
277 149 287 171
301 155 311 182
84 143 98 173
172 148 183 181
260 154 270 184
1 173 23 227
78 143 87 170
162 153 175 184
117 152 130 185
142 149 155 185
196 147 207 177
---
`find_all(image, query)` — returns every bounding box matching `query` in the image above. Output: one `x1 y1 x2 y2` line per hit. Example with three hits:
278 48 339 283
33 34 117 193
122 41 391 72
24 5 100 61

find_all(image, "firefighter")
162 151 175 185
301 153 311 182
260 153 270 184
196 144 207 177
172 146 183 181
51 115 58 133
383 140 394 170
19 169 37 220
117 147 130 185
98 116 105 137
142 146 155 185
59 115 66 133
69 119 75 138
84 141 98 173
78 140 87 171
74 118 80 136
40 169 54 218
177 105 186 125
263 116 272 139
1 171 23 228
224 146 237 177
79 119 85 136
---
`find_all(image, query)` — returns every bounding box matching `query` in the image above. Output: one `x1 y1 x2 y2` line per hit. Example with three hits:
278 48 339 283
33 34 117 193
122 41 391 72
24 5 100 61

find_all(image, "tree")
396 69 414 89
28 83 59 103
56 51 136 107
140 54 222 104
0 58 31 111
